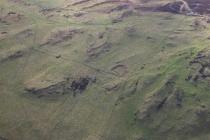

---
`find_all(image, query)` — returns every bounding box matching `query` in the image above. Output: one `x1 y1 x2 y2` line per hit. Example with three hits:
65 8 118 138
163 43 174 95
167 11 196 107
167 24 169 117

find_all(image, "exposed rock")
187 49 210 83
135 75 210 138
39 8 58 15
25 76 96 98
81 0 129 10
55 55 61 59
71 77 89 92
97 32 105 39
135 76 180 120
185 0 210 14
177 106 210 135
41 29 84 46
112 18 122 23
111 64 128 76
112 9 135 23
158 0 192 14
121 9 135 18
71 0 91 6
87 42 112 58
1 32 7 34
74 12 85 17
159 0 210 15
0 51 24 63
115 79 139 105
108 3 130 13
104 83 119 91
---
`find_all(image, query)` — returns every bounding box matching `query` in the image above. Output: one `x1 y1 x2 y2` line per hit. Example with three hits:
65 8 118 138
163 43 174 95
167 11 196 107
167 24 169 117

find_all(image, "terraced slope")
0 0 210 140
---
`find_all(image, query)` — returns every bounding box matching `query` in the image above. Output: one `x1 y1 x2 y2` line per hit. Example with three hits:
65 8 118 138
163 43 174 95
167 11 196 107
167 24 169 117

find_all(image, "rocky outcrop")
41 29 84 46
0 50 24 63
158 0 192 14
185 0 210 14
159 0 210 15
187 49 210 83
135 76 183 120
87 42 112 58
135 75 210 139
25 76 96 98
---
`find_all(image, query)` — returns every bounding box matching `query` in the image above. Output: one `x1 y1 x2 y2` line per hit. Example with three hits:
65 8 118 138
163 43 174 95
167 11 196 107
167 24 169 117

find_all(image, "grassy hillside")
0 0 210 140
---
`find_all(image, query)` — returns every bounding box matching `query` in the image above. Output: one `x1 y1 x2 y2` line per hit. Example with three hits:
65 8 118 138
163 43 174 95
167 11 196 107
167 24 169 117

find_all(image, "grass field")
1 0 210 140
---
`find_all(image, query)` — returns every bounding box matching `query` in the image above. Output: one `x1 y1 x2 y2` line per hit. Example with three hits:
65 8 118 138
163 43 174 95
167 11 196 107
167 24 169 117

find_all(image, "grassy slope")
0 0 210 140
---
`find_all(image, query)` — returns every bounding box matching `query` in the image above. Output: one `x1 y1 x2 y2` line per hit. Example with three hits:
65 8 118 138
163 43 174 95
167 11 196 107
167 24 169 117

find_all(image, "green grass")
1 0 210 140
